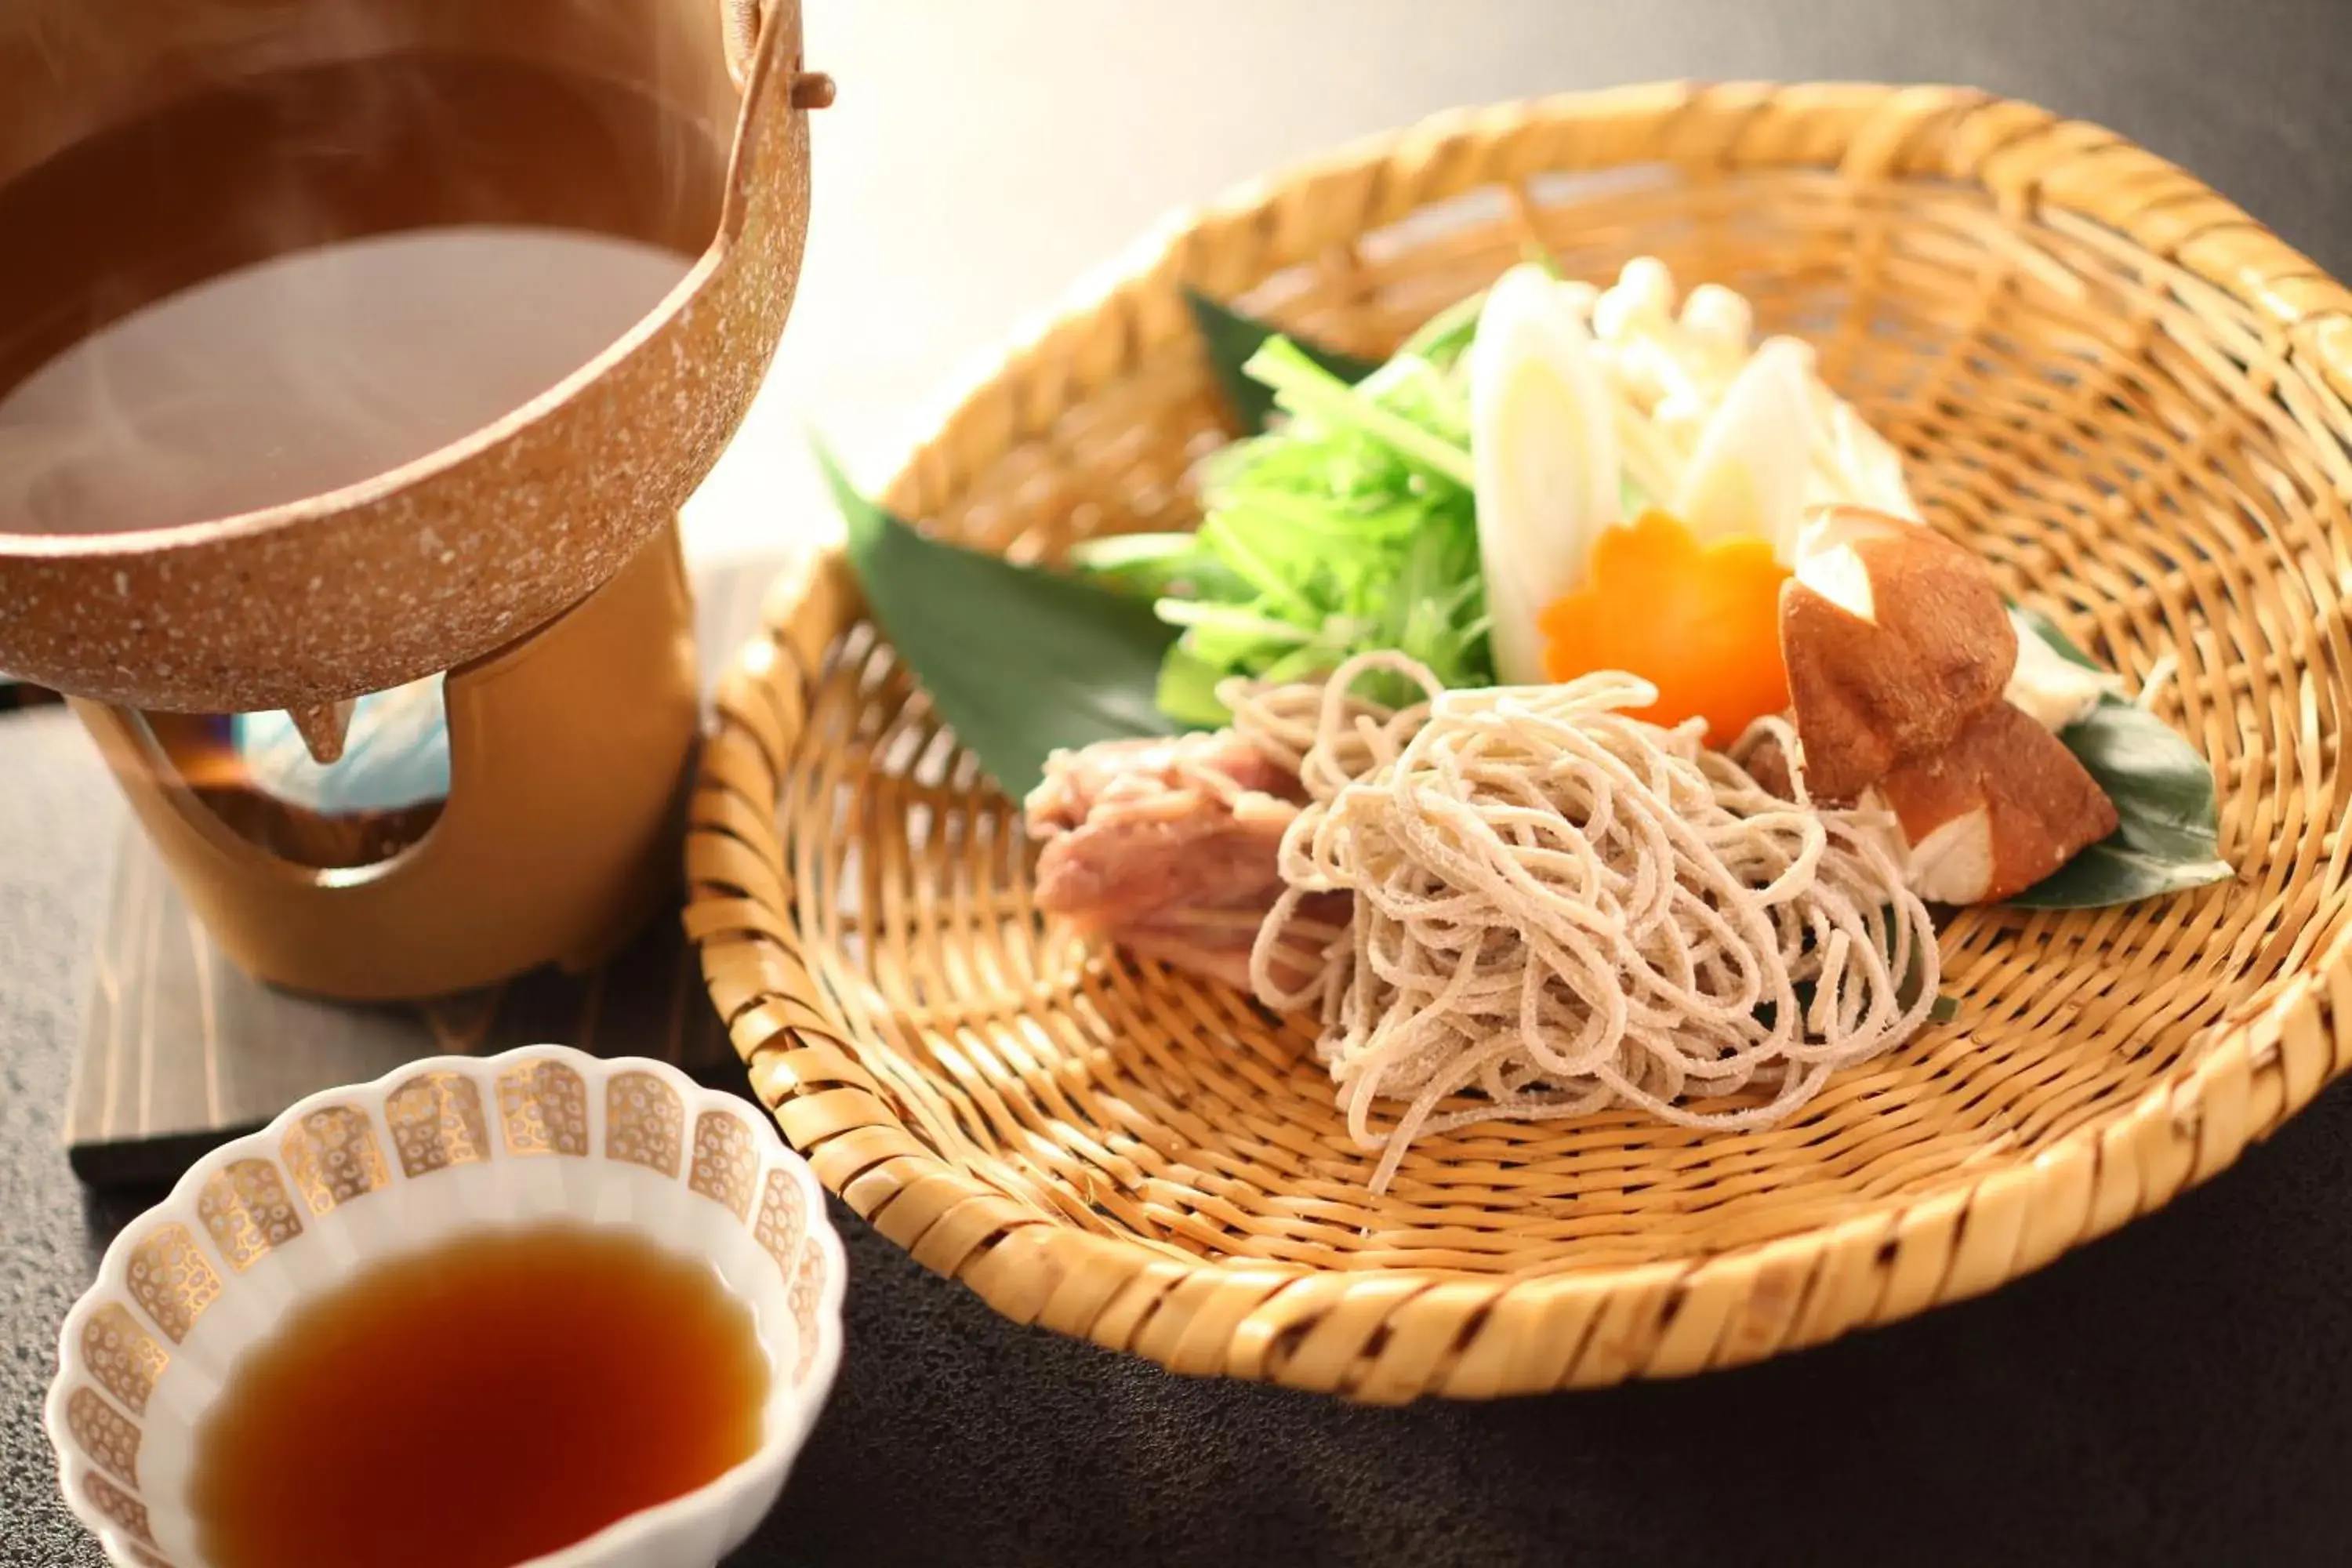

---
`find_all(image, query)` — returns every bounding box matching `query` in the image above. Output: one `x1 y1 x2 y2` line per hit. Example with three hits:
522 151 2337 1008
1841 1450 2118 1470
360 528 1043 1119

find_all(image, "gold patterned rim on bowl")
685 81 2352 1403
45 1046 847 1567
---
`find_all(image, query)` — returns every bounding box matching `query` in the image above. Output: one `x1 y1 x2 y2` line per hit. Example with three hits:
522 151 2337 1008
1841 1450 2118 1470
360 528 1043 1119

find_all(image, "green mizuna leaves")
1075 307 1492 724
1184 289 1379 436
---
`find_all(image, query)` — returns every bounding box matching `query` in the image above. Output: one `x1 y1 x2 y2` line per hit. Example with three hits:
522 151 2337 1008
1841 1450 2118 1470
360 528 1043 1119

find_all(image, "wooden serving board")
62 552 793 1189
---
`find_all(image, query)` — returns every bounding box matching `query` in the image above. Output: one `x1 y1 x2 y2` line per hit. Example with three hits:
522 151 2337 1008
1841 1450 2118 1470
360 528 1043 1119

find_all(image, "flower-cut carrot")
1537 510 1791 742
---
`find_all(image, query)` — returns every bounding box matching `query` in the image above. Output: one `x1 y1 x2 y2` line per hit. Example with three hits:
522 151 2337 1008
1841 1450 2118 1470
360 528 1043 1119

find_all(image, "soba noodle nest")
1228 652 1939 1192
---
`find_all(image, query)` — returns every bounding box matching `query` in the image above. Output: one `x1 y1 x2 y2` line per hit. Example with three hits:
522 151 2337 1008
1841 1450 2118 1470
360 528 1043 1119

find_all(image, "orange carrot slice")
1537 510 1791 742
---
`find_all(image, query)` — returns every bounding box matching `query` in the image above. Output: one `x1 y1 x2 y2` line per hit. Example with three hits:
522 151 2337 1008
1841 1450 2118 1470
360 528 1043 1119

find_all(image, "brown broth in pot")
0 49 716 536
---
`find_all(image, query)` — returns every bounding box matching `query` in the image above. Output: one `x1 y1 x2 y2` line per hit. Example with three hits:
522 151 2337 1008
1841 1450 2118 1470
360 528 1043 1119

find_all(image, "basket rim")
688 79 2352 1401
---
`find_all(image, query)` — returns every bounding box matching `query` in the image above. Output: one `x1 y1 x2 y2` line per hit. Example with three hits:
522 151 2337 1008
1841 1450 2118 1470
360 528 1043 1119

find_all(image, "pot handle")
720 0 835 104
711 0 831 244
719 0 761 89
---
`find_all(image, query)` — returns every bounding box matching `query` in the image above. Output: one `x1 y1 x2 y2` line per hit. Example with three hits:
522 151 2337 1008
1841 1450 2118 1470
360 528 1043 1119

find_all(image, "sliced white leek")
1468 263 1622 685
1813 396 1922 521
1671 335 1817 562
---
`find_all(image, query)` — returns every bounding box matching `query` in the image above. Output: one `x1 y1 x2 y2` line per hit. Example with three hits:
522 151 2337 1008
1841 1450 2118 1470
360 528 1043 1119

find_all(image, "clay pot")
0 0 826 999
0 0 818 717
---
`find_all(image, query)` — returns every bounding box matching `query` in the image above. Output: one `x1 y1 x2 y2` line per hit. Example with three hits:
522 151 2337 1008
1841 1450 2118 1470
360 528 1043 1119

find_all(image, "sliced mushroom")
1671 336 1817 562
1779 505 2018 801
1737 706 2114 905
1739 729 1798 801
1877 700 2120 903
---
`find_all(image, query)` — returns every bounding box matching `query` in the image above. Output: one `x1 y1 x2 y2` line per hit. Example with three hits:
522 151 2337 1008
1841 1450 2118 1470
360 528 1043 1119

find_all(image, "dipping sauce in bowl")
187 1224 769 1568
49 1047 844 1568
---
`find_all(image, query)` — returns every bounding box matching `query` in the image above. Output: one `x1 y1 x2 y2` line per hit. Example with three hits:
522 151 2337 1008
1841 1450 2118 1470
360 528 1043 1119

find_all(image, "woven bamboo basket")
686 82 2352 1402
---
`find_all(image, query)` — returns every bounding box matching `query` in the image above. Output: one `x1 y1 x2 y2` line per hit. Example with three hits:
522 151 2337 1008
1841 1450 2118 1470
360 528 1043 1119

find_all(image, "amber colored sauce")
187 1224 769 1568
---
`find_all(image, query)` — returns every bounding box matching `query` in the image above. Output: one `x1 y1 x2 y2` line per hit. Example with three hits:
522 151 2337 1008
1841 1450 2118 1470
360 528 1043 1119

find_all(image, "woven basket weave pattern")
688 84 2352 1400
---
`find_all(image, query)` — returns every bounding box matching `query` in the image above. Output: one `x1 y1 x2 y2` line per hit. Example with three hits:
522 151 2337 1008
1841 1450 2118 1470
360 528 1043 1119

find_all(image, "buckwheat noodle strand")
1229 652 1938 1193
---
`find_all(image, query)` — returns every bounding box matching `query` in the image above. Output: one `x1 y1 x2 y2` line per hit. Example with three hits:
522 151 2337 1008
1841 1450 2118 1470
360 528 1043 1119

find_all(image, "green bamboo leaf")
2005 609 2231 909
1185 289 1380 435
2007 604 2106 672
821 447 1180 801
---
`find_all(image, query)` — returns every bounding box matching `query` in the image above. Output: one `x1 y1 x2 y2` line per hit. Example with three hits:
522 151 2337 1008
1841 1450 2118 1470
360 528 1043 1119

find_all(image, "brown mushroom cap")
1878 700 2121 903
1740 731 1798 800
1780 506 2019 801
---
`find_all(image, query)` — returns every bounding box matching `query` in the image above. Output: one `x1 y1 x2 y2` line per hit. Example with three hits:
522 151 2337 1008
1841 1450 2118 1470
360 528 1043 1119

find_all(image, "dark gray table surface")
10 2 2352 1563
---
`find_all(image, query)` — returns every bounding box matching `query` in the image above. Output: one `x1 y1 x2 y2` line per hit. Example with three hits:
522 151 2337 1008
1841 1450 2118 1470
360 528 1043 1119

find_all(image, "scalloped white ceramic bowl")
45 1046 846 1568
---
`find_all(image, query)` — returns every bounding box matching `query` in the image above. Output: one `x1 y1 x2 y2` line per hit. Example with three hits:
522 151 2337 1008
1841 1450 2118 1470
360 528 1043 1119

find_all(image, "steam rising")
0 227 690 534
0 7 738 538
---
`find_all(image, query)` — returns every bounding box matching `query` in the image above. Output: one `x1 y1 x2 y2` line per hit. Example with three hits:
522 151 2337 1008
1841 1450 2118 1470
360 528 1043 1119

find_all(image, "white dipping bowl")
45 1046 846 1568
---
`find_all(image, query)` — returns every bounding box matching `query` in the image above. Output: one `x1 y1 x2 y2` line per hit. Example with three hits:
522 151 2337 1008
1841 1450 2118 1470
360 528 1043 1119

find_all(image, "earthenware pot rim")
0 13 793 560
